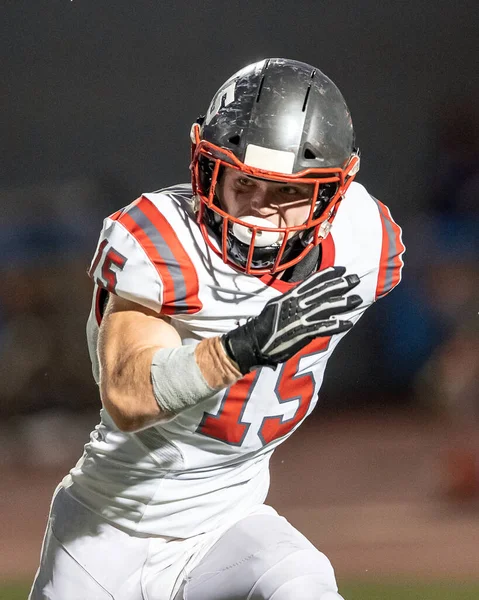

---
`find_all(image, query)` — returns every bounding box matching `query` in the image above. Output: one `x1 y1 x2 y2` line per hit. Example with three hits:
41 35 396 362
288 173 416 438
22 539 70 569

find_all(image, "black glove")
222 266 362 374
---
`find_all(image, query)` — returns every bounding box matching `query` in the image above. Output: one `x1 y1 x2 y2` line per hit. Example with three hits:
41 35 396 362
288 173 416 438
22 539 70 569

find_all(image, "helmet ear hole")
228 134 241 146
197 155 215 195
304 148 316 160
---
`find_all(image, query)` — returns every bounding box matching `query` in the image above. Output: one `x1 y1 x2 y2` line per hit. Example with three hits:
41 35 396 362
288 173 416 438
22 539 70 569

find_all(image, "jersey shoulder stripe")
113 195 202 315
371 196 405 299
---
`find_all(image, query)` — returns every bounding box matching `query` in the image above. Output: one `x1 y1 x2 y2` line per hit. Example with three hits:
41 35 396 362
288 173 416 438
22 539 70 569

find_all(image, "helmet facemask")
191 123 359 275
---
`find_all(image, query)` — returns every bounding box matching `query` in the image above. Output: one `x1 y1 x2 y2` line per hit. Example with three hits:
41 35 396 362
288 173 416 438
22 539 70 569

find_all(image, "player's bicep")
99 294 182 368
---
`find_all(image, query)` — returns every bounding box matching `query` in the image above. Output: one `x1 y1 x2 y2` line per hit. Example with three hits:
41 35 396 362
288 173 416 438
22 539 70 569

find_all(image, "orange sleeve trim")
116 196 202 314
374 199 405 299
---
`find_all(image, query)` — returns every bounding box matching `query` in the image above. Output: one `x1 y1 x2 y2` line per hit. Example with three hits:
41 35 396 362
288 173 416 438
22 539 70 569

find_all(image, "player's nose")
249 187 274 214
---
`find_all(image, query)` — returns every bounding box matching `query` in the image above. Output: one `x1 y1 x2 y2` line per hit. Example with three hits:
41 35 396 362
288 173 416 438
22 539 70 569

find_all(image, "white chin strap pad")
232 215 282 248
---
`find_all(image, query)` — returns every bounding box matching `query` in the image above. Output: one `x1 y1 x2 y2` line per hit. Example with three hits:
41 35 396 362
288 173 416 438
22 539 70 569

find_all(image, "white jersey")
63 182 404 538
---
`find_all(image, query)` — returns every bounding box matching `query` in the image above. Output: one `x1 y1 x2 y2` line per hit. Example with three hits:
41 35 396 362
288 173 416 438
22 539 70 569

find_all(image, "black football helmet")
190 58 360 275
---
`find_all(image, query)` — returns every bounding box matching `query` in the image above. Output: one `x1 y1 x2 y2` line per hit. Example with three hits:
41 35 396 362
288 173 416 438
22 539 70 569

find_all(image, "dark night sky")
2 0 478 215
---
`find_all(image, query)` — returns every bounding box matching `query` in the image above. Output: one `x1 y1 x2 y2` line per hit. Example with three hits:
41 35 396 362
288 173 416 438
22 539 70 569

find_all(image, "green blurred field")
342 581 479 599
4 580 479 599
1 582 30 600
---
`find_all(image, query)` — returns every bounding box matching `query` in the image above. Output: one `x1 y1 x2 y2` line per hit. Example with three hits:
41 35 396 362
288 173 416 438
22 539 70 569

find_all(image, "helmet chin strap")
280 238 321 283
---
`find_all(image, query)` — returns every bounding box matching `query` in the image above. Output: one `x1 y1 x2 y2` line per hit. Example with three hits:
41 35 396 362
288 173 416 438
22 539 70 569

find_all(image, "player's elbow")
106 407 146 433
100 384 166 433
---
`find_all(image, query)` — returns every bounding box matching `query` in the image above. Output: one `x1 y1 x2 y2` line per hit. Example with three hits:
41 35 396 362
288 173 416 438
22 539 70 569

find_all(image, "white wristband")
150 345 217 415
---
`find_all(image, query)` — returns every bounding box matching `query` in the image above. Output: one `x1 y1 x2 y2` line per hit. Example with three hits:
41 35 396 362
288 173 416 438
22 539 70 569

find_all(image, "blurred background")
1 1 478 597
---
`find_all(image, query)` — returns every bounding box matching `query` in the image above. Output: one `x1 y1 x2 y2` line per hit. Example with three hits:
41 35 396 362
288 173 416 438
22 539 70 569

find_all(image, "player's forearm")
98 297 180 430
101 336 241 433
195 336 242 389
149 337 242 421
98 295 243 432
100 344 166 432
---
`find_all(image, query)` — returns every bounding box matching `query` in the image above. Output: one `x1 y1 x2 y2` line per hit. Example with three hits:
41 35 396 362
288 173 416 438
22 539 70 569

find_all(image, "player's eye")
280 184 311 198
237 177 254 187
280 186 301 195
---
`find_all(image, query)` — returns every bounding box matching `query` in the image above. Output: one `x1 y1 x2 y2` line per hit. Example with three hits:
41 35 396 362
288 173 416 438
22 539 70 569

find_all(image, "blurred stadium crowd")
0 100 478 499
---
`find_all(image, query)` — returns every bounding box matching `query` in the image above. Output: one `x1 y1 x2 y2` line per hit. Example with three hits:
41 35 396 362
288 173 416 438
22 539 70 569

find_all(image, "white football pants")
29 486 342 600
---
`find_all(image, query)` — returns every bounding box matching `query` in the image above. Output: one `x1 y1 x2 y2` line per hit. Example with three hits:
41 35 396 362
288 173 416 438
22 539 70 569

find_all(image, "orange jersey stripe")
319 233 335 270
117 210 177 309
135 197 202 314
116 196 202 314
109 208 125 222
374 199 405 299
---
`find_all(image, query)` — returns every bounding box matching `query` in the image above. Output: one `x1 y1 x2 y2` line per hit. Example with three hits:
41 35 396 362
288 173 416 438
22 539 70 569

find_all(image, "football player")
30 58 404 600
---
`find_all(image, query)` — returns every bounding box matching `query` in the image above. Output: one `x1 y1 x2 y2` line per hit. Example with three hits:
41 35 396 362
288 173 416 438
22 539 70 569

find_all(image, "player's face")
217 168 314 229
